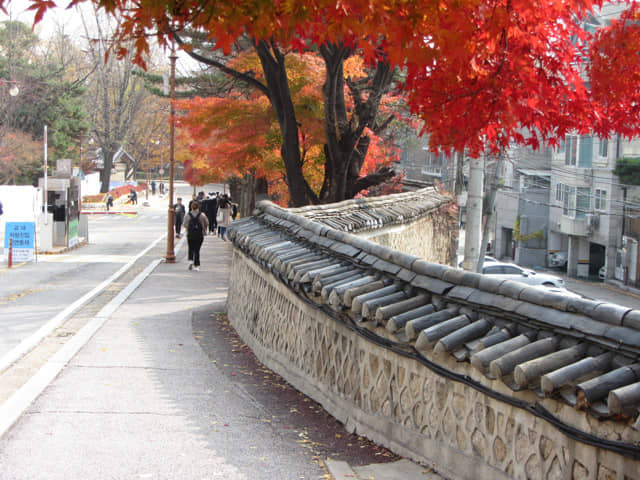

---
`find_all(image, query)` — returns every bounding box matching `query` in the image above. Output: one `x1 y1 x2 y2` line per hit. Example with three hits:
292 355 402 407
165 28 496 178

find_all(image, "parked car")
481 262 565 287
599 265 606 280
458 255 498 269
549 251 568 268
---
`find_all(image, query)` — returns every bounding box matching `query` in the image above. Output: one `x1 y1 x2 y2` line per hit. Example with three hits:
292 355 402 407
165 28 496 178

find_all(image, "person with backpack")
183 200 209 271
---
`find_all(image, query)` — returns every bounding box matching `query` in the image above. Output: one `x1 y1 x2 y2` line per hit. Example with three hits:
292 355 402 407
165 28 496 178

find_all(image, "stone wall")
226 189 640 479
228 252 638 480
359 210 456 265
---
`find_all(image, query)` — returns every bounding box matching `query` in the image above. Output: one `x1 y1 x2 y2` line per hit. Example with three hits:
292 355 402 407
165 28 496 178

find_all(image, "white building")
548 135 633 280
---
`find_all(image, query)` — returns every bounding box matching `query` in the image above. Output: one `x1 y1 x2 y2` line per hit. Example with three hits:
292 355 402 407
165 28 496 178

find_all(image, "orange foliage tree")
175 51 399 206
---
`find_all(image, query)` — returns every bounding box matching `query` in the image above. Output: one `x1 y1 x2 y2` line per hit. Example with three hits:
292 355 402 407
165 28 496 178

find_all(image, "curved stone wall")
226 189 640 479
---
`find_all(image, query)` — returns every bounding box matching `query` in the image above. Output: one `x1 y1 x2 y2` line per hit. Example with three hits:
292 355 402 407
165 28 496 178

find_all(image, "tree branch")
349 166 396 197
174 34 269 95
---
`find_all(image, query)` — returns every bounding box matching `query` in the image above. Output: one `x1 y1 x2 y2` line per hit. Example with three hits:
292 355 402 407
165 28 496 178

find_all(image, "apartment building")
548 135 632 280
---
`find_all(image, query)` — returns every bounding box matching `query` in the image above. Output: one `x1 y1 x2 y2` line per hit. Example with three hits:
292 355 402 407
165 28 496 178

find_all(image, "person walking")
173 197 186 238
183 200 209 271
106 194 114 212
217 194 232 241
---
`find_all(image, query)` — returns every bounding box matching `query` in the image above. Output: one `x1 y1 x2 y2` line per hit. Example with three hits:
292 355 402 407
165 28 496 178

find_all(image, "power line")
497 189 640 219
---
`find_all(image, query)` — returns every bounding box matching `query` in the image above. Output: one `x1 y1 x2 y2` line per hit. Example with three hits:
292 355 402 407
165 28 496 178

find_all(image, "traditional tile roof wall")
284 187 454 233
228 190 640 458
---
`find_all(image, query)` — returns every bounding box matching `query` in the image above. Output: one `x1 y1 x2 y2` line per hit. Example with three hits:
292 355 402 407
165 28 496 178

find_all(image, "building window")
576 187 591 219
578 136 593 167
556 183 563 202
595 189 607 211
565 135 578 166
599 138 608 157
562 185 576 217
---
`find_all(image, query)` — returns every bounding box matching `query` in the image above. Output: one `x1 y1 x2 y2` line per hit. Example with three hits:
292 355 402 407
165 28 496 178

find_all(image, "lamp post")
165 45 177 262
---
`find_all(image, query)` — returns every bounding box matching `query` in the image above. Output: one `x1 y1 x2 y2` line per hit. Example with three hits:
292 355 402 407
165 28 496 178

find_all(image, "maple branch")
174 34 269 95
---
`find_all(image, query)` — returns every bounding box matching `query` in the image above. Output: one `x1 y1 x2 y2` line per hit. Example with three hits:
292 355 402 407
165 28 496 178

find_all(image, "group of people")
173 191 238 271
150 181 166 196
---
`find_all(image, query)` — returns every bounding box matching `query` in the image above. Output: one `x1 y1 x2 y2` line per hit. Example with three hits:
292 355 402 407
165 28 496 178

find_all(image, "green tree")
614 158 640 186
0 20 88 184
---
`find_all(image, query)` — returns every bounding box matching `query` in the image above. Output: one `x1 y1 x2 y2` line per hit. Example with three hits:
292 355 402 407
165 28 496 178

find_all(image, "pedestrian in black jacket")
174 197 186 237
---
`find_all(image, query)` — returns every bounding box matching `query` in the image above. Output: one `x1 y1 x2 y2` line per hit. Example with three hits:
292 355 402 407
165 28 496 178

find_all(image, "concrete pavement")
0 226 439 479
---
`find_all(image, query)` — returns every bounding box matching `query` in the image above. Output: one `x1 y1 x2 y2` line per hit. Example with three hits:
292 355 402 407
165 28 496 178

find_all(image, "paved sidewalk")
0 232 438 479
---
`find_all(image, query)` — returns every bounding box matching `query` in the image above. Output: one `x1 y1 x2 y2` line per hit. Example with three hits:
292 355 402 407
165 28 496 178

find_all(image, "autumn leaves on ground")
193 312 399 470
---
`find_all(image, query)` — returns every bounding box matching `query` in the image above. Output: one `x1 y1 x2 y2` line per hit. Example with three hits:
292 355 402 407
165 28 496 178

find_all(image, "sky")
1 1 83 39
0 0 199 74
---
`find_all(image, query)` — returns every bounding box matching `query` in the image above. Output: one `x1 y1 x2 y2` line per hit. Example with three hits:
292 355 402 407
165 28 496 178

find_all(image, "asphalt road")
0 197 165 359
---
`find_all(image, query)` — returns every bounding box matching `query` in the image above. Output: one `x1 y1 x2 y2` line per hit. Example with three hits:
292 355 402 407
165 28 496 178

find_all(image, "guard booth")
38 159 83 248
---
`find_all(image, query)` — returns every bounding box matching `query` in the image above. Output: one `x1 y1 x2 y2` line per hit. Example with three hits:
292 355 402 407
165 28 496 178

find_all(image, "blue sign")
4 222 35 262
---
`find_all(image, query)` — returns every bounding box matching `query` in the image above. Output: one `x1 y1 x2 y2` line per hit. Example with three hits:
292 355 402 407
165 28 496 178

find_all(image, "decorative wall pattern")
228 253 639 480
226 188 640 479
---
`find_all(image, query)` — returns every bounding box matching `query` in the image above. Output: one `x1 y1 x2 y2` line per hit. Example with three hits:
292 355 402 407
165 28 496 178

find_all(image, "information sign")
4 222 35 262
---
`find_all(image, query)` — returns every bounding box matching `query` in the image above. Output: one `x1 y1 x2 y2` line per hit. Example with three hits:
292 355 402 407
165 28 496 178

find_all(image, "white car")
481 262 565 288
458 255 498 269
549 251 568 268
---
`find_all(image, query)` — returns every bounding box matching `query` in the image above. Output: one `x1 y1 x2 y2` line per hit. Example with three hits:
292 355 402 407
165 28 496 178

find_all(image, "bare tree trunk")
320 44 395 203
255 41 313 207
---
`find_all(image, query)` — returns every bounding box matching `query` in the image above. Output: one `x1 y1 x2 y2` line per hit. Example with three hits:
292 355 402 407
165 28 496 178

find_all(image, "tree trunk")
255 41 312 207
99 147 115 193
320 44 395 203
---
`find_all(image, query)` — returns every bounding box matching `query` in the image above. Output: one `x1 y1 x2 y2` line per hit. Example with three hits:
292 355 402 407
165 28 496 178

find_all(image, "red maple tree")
19 0 640 199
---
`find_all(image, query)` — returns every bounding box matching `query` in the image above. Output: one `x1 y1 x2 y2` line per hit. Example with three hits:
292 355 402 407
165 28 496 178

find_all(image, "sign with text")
4 222 35 262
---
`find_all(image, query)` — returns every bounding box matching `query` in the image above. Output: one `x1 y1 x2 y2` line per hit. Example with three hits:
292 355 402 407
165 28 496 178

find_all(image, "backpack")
188 212 203 236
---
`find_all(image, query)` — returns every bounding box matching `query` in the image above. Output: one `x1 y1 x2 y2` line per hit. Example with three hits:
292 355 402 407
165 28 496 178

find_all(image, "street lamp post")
165 45 177 262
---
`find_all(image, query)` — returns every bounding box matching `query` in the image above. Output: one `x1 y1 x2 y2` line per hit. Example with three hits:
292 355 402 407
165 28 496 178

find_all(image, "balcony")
551 214 591 237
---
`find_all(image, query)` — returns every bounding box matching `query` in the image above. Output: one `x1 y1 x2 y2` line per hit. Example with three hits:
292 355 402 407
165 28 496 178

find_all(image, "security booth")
38 159 83 248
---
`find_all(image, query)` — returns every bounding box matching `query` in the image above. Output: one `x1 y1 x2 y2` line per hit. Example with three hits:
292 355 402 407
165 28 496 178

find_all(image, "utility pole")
462 156 484 271
477 152 504 273
165 44 177 263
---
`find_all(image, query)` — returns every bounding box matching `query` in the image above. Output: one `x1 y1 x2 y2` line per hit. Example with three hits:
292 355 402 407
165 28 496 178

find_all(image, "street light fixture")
0 79 19 97
165 44 177 263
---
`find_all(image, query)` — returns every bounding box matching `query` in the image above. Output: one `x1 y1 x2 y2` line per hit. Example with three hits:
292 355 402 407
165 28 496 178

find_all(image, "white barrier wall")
0 186 42 252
